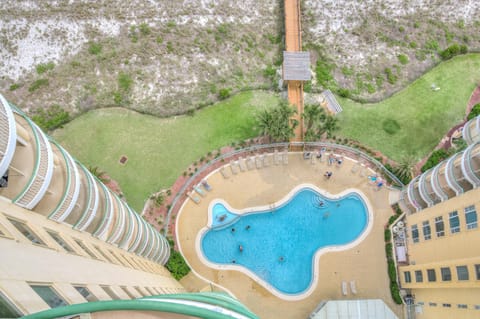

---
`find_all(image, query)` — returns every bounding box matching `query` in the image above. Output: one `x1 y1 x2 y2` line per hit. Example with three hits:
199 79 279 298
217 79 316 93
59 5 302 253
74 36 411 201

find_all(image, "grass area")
336 54 480 161
52 91 280 211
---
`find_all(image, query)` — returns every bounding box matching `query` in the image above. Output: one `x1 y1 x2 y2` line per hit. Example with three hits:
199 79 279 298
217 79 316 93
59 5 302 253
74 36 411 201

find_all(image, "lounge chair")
187 192 200 204
282 152 288 165
360 165 368 177
274 150 281 165
263 153 273 167
201 180 212 191
350 281 357 294
255 155 263 169
230 161 239 174
342 281 348 296
194 186 206 197
351 162 360 173
238 158 247 171
220 167 229 179
246 157 255 170
311 154 316 165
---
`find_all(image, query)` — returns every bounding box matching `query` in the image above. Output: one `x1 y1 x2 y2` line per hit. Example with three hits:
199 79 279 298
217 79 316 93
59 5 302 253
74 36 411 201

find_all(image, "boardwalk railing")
163 142 404 235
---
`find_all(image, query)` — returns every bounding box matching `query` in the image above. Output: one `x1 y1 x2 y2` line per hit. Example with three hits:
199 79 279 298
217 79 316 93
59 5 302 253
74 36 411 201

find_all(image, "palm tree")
255 101 297 142
302 103 339 141
394 155 417 184
88 165 110 184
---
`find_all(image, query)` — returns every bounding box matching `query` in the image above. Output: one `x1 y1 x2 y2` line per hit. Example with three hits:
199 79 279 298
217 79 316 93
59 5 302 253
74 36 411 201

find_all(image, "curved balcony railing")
418 172 434 207
431 164 449 201
147 231 159 260
107 195 127 245
461 142 480 187
462 115 480 145
163 141 404 235
93 182 114 240
119 206 136 250
74 163 100 231
128 213 143 252
12 115 54 209
137 222 151 256
445 153 464 195
48 141 81 222
0 94 17 178
407 176 423 212
156 236 171 265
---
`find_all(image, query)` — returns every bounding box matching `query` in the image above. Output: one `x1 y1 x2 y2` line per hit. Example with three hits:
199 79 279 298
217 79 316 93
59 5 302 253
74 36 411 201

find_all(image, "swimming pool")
198 184 372 299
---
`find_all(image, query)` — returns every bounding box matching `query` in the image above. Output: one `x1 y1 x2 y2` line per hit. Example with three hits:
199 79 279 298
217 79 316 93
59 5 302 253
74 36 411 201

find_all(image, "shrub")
218 88 231 100
165 244 190 280
263 65 276 78
384 229 391 242
425 39 439 51
397 54 409 65
139 22 151 35
467 103 480 120
88 42 102 55
9 83 21 91
384 68 397 84
31 104 70 132
421 149 449 172
440 43 467 60
118 72 133 92
36 62 55 74
385 243 393 260
337 88 351 98
315 59 336 88
28 79 49 92
409 41 417 48
390 281 403 304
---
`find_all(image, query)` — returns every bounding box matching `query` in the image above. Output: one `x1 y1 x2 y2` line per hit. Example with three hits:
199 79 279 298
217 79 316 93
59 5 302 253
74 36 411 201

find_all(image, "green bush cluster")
36 62 55 74
384 68 397 84
467 103 480 120
88 42 102 55
421 148 449 172
28 78 49 92
397 54 409 65
218 88 231 100
385 205 404 305
439 44 468 60
31 104 70 132
165 238 190 280
315 59 336 88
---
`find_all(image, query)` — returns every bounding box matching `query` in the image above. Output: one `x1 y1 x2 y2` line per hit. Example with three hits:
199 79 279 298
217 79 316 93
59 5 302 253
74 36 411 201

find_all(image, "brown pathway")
285 0 304 143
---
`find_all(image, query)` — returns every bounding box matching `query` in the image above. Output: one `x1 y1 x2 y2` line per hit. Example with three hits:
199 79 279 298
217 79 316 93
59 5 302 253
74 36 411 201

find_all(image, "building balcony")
73 163 100 231
0 94 17 178
462 115 480 145
93 182 115 240
107 194 127 245
119 205 136 250
418 171 435 207
445 153 466 195
461 141 480 187
129 213 145 253
47 142 81 222
12 115 54 209
84 179 106 235
430 164 449 201
407 176 427 211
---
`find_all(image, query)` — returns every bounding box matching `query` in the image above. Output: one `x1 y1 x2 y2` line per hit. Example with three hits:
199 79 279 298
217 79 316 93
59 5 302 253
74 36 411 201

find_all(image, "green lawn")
336 54 480 162
53 91 280 211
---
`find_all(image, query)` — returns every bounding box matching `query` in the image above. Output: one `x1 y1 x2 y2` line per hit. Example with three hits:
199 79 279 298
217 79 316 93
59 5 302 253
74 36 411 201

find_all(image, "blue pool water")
200 187 368 295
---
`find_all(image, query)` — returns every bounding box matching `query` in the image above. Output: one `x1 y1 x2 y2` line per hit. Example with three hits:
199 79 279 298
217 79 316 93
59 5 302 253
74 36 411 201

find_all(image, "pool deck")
176 152 404 319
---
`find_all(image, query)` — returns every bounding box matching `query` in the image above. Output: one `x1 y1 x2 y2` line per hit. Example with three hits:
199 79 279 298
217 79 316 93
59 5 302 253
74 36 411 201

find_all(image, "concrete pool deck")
176 152 404 318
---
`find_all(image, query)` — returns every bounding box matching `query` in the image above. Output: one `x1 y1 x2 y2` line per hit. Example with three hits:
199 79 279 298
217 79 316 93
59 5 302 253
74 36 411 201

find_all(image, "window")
30 285 68 308
475 264 480 280
458 304 468 309
443 303 451 308
456 265 469 281
465 205 478 229
7 218 45 245
429 302 437 307
441 267 452 281
435 216 445 237
415 270 423 282
411 224 419 243
46 231 74 253
404 271 412 283
0 291 23 318
422 221 431 240
74 239 98 259
427 269 436 282
120 286 136 299
94 246 113 263
449 211 460 233
74 286 98 302
100 286 119 300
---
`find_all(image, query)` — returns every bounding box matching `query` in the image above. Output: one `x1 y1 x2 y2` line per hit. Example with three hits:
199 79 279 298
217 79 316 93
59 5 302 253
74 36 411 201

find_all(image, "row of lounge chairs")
220 151 289 179
187 180 212 204
341 280 357 296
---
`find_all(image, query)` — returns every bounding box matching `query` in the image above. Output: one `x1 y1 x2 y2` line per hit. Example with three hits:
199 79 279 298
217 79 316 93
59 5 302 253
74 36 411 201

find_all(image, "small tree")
256 101 298 142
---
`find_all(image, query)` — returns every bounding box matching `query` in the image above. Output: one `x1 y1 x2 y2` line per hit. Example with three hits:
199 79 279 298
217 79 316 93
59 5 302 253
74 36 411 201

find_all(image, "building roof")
309 299 399 319
283 51 311 81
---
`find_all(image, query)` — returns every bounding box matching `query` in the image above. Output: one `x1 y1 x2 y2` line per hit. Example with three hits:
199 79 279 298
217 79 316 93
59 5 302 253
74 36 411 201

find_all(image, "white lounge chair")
255 155 263 169
342 281 348 296
220 167 229 179
246 157 255 170
350 281 357 294
274 150 281 165
230 161 239 174
238 158 247 171
194 186 206 197
187 191 200 204
282 152 288 165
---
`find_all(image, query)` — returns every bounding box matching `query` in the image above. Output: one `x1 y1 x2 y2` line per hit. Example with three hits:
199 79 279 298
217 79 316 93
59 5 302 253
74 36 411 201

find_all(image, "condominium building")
397 115 480 318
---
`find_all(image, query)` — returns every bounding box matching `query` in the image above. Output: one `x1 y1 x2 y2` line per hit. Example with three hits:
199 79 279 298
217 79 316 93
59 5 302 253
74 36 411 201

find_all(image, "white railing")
74 164 100 231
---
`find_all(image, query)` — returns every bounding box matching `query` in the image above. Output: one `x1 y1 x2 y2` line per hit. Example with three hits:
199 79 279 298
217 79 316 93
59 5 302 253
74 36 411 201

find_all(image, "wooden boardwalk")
284 0 304 143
